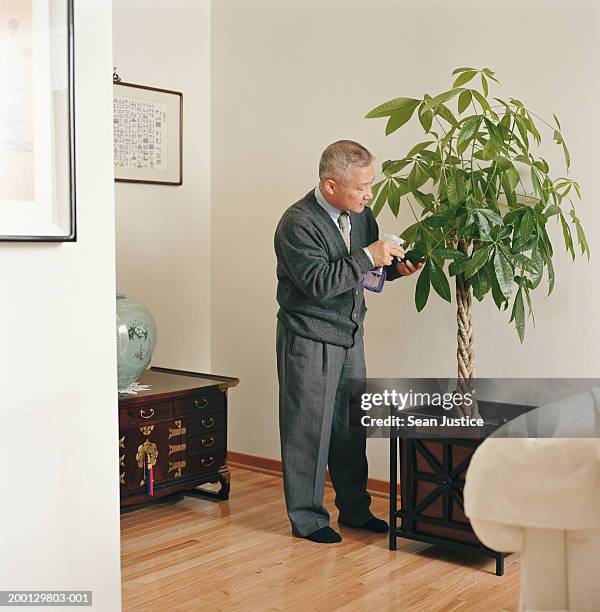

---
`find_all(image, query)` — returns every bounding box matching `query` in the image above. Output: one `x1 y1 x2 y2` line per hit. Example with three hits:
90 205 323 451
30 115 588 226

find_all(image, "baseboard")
228 451 396 499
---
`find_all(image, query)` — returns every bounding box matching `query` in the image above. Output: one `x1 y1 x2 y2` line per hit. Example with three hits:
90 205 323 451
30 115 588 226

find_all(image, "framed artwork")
0 0 76 242
113 81 183 186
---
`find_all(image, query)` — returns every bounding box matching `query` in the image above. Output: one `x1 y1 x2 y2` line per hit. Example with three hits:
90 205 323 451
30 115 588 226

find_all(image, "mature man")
274 140 423 544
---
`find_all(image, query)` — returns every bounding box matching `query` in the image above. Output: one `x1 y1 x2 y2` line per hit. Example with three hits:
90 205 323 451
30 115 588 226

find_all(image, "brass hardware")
120 472 125 485
119 436 125 449
168 443 186 456
201 436 215 448
136 440 158 469
194 398 209 409
140 425 154 436
140 407 155 419
201 416 215 429
168 420 187 439
201 456 215 468
119 454 125 467
169 460 186 478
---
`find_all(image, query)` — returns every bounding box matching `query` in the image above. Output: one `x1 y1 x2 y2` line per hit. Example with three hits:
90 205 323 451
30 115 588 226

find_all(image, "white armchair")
464 389 600 611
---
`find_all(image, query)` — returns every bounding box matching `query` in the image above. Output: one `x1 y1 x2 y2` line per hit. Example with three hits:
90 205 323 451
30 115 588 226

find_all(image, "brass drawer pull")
201 436 215 448
194 398 209 409
201 456 215 467
201 416 215 429
140 407 155 419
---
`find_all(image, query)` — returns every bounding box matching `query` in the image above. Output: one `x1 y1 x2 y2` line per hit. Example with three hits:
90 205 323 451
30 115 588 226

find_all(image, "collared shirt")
314 186 374 265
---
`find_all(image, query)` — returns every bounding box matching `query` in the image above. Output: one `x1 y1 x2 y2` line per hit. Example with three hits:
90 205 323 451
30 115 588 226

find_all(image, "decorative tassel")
146 457 154 496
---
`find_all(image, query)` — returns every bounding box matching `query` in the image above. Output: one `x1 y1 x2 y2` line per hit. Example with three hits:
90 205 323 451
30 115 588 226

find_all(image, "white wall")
113 0 212 372
212 0 600 479
0 0 121 608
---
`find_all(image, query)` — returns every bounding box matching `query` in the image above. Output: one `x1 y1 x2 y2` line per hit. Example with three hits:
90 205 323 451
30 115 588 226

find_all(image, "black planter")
389 400 532 577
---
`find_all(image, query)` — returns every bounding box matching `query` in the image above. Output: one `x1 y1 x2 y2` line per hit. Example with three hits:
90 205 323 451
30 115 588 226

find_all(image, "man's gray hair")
318 140 374 182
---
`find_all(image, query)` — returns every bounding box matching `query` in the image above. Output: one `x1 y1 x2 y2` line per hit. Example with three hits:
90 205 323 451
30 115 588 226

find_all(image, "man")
274 140 423 544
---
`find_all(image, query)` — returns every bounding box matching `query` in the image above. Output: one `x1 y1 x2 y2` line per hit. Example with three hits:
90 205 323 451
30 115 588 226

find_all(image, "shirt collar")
314 185 344 223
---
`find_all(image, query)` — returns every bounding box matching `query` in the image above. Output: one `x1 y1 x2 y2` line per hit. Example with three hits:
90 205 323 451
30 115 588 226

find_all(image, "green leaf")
464 244 493 279
446 172 466 206
482 67 499 83
366 97 421 119
457 115 482 149
429 259 452 302
553 129 571 171
424 88 462 111
559 212 575 259
453 70 478 88
388 179 400 217
546 252 555 295
529 245 544 289
520 209 534 243
413 190 435 210
433 246 465 260
571 210 590 259
400 222 420 245
406 141 435 159
530 168 545 202
475 210 491 239
436 103 459 127
477 208 504 226
386 105 419 135
418 105 433 133
415 264 430 312
544 204 561 218
493 247 513 299
449 256 469 276
510 286 526 342
396 178 411 197
408 163 429 191
382 159 411 177
472 267 491 301
480 73 489 97
472 89 493 116
506 166 520 191
368 180 384 202
553 113 561 130
370 181 389 218
491 268 508 310
452 66 477 75
458 90 472 114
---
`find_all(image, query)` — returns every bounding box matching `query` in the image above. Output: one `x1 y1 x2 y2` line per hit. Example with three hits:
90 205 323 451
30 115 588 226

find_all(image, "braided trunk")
453 240 479 417
456 277 475 382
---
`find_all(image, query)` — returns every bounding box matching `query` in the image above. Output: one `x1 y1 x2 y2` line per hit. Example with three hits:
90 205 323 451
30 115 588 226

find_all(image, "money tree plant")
366 67 588 383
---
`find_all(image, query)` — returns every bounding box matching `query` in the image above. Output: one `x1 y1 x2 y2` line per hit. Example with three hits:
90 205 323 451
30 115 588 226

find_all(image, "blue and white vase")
116 293 157 391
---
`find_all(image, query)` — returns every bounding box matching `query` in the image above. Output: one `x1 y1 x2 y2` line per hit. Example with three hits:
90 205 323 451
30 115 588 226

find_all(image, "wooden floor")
121 466 520 611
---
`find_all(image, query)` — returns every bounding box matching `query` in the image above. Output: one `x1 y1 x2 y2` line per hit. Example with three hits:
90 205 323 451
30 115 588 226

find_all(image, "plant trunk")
455 275 479 417
456 276 475 382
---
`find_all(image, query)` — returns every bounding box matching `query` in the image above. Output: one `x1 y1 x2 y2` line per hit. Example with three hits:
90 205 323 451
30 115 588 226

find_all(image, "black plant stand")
389 429 507 576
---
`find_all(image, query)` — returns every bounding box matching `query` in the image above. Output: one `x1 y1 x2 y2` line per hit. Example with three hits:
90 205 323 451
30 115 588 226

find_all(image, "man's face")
322 164 375 214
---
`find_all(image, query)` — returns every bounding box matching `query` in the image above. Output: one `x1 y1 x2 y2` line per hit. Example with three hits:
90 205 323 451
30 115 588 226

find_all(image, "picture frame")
113 81 183 186
0 0 76 242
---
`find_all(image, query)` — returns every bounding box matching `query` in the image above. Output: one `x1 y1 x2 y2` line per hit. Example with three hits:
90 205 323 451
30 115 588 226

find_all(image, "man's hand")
367 240 405 267
398 258 425 277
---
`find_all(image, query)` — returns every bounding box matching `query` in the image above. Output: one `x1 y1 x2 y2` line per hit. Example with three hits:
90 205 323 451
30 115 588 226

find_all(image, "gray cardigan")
274 189 402 348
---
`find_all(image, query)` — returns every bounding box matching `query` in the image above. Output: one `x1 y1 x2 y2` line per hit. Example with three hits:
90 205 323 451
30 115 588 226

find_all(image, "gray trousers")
276 319 372 536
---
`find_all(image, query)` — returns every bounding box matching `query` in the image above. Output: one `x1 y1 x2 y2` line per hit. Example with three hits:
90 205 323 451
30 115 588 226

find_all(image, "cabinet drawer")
174 392 225 417
186 411 226 434
185 430 226 454
122 400 173 425
188 449 227 475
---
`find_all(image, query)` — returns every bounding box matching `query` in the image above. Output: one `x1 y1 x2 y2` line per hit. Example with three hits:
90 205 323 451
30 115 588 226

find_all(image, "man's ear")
323 179 337 195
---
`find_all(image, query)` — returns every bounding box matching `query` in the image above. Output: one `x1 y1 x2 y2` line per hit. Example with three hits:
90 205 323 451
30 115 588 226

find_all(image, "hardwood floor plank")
121 466 519 611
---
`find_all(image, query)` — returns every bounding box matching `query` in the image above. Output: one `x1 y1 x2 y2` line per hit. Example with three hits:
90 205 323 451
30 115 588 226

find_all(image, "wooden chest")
119 367 239 506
